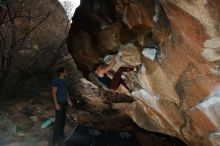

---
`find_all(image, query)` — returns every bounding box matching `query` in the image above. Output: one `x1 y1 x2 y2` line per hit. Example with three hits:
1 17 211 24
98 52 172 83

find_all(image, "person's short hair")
93 62 106 71
56 67 65 76
93 63 100 71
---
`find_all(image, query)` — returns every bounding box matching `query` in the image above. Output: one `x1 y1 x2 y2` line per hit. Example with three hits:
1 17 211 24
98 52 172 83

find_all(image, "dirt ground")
0 96 74 146
0 96 186 146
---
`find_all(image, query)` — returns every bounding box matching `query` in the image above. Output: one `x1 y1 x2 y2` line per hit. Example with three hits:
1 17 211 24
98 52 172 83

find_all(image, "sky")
58 0 80 20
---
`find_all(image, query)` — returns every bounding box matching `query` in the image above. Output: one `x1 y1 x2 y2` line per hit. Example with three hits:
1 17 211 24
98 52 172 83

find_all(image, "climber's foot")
134 64 142 72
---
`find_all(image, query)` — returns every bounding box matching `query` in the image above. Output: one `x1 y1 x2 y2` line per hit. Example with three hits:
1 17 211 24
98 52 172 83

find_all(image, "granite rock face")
67 0 220 145
0 0 70 100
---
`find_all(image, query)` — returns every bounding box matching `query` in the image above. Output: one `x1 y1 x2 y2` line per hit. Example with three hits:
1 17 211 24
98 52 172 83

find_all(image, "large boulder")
0 0 70 100
67 0 220 145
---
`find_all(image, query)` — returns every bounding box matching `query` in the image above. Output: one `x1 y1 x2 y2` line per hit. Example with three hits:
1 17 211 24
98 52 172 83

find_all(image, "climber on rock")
94 56 142 93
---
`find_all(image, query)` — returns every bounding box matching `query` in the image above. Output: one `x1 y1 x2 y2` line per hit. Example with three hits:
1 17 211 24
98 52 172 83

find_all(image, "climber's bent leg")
109 67 134 90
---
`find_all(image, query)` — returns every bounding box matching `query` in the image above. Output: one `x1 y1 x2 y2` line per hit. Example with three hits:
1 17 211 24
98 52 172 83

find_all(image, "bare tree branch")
16 9 55 45
0 0 57 76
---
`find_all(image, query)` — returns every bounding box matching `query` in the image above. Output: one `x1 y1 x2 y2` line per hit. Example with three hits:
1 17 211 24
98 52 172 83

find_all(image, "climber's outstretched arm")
100 56 116 74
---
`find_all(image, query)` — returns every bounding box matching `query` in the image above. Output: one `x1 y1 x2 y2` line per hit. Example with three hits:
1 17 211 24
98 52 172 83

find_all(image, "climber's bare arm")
100 57 116 74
